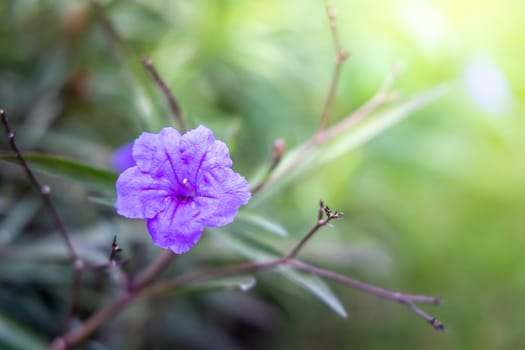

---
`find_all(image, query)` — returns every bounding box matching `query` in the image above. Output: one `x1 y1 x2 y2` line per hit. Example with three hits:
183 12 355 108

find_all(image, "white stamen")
182 178 195 196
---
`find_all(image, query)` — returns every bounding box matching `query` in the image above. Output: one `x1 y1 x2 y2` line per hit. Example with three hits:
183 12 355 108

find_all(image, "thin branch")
317 63 401 142
263 66 400 190
50 291 131 350
405 301 447 331
51 200 443 348
285 200 343 259
108 235 123 263
1 109 84 335
1 109 78 261
51 258 284 350
251 138 286 194
129 249 177 290
288 259 445 331
316 0 348 134
62 261 84 334
252 1 349 195
88 0 121 57
136 259 283 300
89 0 155 131
141 57 187 132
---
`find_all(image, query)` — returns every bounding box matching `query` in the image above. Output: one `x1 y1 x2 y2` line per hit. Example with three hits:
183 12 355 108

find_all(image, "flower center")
174 178 196 202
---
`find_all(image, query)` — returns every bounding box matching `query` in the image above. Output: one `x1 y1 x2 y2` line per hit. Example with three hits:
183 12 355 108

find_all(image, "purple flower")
112 142 136 173
116 125 251 254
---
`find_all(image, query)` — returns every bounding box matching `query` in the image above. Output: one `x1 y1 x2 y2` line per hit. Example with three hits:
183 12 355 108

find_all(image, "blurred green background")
1 0 524 349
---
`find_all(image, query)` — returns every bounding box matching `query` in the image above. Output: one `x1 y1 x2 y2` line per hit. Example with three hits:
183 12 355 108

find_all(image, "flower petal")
175 125 232 183
195 167 251 227
146 200 203 254
112 142 136 173
115 167 170 219
115 125 251 255
133 128 181 179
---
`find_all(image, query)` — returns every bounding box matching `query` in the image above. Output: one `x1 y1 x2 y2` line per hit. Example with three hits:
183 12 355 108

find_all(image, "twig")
130 250 176 291
317 63 401 143
252 1 348 195
405 301 446 331
50 200 443 348
62 260 84 334
1 109 84 334
88 0 121 57
141 57 187 132
108 235 122 263
1 109 78 260
251 138 286 194
89 0 157 131
50 258 283 350
263 65 400 190
317 0 348 134
285 200 343 259
288 259 445 331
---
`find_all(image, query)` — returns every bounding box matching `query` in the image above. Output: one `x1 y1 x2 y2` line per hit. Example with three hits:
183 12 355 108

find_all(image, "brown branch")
129 250 177 291
288 259 445 331
50 258 283 350
88 0 121 57
284 200 343 259
251 138 286 194
317 63 401 142
108 236 122 263
62 261 84 334
316 0 348 134
1 109 84 335
141 57 187 132
263 65 400 190
252 1 348 195
1 109 78 260
50 291 132 350
50 201 443 348
136 259 283 300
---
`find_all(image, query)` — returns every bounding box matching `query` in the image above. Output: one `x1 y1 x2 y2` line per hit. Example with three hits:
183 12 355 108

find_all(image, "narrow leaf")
278 266 348 318
0 153 118 194
236 212 288 237
190 275 257 293
322 85 448 162
213 230 348 318
251 85 447 206
212 228 281 262
0 313 46 350
0 194 41 245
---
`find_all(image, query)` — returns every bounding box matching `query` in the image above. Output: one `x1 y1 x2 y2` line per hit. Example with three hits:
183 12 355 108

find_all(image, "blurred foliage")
1 0 525 349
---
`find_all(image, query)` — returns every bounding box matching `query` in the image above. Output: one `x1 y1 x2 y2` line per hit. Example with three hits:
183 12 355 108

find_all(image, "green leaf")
0 153 118 195
0 194 41 245
212 228 281 262
321 85 448 162
235 212 288 237
190 275 257 293
0 313 46 350
278 266 348 318
87 195 117 208
251 85 447 206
